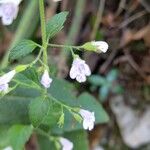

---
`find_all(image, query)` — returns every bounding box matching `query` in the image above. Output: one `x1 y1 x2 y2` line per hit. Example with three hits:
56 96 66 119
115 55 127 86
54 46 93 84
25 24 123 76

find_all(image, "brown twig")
119 10 147 29
124 49 147 80
138 0 150 13
91 0 105 40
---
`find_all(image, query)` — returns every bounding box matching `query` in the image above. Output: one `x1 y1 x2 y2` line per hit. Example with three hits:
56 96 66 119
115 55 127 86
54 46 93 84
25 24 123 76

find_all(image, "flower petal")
40 70 52 88
76 74 86 83
60 137 73 150
69 66 78 79
0 70 16 85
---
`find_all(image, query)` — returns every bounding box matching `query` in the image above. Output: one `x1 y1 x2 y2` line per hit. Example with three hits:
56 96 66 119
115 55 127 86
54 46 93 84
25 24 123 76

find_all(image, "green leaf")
52 93 109 132
29 97 50 127
38 130 89 150
8 124 33 150
46 12 68 40
14 67 41 90
9 40 38 61
0 126 10 148
0 95 31 125
65 130 89 150
88 75 106 86
14 73 41 90
106 69 118 82
49 77 78 106
99 85 110 101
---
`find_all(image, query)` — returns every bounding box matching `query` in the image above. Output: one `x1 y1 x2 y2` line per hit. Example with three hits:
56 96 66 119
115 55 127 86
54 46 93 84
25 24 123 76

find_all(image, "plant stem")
48 43 81 50
91 0 105 40
39 0 48 66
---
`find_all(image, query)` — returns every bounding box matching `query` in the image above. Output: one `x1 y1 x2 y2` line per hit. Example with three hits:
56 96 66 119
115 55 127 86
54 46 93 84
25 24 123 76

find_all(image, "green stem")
48 94 74 112
48 43 81 50
35 128 55 141
39 0 48 66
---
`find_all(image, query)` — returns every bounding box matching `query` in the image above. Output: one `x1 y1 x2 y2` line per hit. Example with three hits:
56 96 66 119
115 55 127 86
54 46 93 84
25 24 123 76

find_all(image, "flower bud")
40 70 52 88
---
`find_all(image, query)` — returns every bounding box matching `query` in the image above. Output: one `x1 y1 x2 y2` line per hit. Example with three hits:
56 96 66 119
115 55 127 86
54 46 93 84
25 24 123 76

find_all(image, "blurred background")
0 0 150 150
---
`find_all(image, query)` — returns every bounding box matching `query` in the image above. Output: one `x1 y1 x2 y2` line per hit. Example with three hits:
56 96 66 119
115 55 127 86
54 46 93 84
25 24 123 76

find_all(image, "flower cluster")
0 0 22 25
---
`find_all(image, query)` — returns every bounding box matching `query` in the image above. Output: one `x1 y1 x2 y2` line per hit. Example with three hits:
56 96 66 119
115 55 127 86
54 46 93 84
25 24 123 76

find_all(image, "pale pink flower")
70 58 91 83
79 109 95 131
59 137 73 150
91 41 108 53
0 70 16 93
0 0 22 25
40 70 52 88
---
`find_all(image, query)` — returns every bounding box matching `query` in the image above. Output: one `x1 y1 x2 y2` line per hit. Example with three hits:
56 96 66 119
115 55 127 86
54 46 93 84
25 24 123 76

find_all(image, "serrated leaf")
29 97 50 127
9 40 38 61
8 124 33 150
46 12 68 40
14 67 41 90
14 73 41 89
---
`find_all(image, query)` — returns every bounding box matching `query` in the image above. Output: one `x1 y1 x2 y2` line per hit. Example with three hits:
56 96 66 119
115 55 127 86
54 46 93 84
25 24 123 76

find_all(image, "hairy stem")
39 0 48 66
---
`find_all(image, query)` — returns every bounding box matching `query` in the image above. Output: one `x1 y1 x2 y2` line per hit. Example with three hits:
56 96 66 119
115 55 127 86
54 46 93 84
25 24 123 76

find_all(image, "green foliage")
14 67 41 90
29 97 50 127
88 69 124 101
38 130 89 150
0 126 10 148
9 40 38 61
65 130 89 150
52 92 109 133
0 95 31 125
7 124 33 150
46 12 68 40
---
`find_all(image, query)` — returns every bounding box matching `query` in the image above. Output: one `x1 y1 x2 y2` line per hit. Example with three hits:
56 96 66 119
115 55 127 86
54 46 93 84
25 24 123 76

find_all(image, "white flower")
91 41 108 53
0 0 22 25
79 109 95 131
3 146 13 150
0 70 16 93
40 70 52 88
69 57 91 83
59 137 73 150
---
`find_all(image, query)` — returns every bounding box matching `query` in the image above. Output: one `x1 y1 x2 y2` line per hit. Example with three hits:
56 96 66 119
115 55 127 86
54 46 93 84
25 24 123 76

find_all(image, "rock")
110 95 150 148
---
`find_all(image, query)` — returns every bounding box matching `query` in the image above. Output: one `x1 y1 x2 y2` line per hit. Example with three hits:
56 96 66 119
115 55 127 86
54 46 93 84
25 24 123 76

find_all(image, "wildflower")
69 57 91 83
3 146 13 150
79 109 95 131
59 137 73 150
91 41 108 53
0 0 22 25
40 70 52 88
0 70 16 93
